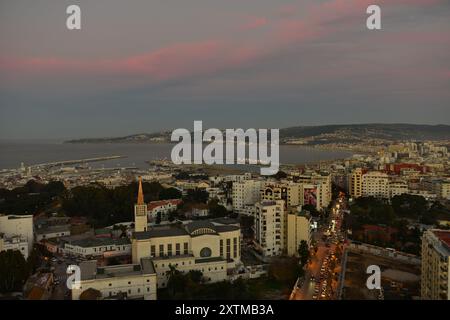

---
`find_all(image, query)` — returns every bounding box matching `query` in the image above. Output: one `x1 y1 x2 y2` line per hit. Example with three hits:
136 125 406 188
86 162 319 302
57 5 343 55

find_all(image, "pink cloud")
1 0 446 87
240 17 268 30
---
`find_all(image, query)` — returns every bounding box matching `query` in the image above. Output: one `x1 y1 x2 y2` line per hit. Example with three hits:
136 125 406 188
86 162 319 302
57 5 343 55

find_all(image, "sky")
0 0 449 139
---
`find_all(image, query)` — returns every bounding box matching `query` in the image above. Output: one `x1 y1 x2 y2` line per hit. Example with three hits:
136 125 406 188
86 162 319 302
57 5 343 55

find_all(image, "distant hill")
279 124 450 143
65 124 450 144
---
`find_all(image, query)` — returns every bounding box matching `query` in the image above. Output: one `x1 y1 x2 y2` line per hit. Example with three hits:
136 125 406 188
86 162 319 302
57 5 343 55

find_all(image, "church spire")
137 176 144 205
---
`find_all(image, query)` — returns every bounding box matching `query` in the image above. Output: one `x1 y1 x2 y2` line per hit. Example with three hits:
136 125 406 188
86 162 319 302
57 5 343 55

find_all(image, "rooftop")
70 237 130 248
79 258 155 281
433 230 450 250
133 219 240 240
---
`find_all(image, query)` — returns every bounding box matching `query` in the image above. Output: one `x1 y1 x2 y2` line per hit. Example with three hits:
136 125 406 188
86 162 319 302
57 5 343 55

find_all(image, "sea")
0 139 352 170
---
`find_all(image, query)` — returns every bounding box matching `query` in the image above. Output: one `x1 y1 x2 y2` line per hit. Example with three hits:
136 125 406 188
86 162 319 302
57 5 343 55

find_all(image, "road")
291 196 347 300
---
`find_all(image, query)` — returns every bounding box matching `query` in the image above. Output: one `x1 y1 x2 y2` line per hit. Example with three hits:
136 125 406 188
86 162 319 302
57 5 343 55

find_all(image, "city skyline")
1 0 450 139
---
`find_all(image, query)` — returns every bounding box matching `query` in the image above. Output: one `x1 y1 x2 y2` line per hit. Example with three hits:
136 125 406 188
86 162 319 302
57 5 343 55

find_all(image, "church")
132 178 242 288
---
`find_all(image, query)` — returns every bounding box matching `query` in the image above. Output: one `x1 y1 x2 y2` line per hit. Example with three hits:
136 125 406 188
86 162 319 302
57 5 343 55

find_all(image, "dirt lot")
342 251 420 300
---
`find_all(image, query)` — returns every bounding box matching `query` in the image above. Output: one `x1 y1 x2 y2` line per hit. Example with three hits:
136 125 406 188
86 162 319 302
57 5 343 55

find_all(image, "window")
151 245 156 257
226 239 231 260
176 243 180 255
159 244 164 257
183 242 188 255
168 244 172 256
220 240 223 257
200 247 212 258
147 288 150 292
233 237 237 258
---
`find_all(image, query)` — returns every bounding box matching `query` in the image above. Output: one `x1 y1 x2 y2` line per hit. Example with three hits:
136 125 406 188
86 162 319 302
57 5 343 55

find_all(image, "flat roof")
433 230 450 250
80 258 155 281
70 237 130 248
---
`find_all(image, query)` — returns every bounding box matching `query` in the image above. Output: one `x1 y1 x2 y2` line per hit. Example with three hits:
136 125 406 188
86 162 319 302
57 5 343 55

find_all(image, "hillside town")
0 140 449 300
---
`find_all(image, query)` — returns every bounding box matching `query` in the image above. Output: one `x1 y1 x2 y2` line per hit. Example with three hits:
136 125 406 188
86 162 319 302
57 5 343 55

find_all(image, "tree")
185 188 209 204
159 188 182 200
298 240 310 268
0 250 30 293
208 199 228 218
155 212 162 224
79 288 102 300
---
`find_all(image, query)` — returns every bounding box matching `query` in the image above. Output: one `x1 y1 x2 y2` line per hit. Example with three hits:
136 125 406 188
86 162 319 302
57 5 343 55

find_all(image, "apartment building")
286 208 312 257
361 171 389 198
435 180 450 200
348 168 363 199
232 179 263 214
389 180 409 198
421 229 450 300
254 200 285 257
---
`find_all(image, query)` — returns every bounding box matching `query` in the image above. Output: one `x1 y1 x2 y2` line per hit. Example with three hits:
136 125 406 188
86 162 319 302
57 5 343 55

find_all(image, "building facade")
421 229 450 300
254 200 284 257
72 258 157 300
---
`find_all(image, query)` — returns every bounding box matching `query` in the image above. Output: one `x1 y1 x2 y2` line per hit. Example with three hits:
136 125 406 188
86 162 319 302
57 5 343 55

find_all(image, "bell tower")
134 177 148 232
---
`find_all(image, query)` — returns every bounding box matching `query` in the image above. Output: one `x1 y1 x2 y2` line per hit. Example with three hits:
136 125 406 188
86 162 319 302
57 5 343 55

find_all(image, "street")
291 195 347 300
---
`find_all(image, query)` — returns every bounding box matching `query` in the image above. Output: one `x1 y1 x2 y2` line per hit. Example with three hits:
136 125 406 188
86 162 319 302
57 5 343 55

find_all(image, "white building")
0 234 30 259
362 171 389 198
35 225 71 242
389 180 409 198
254 200 285 257
147 199 182 222
72 258 157 300
232 179 263 214
0 214 34 255
435 180 450 200
64 238 131 258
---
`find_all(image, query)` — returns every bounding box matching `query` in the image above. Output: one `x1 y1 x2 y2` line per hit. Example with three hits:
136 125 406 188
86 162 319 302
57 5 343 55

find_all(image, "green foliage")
0 250 30 293
391 194 428 218
302 204 319 217
268 257 301 286
0 180 66 215
159 187 182 200
161 266 261 300
298 240 310 267
184 188 209 204
208 198 228 218
61 181 171 228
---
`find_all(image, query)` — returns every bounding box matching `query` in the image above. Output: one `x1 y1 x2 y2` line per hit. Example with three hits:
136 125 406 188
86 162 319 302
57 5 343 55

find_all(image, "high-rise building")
348 168 363 199
361 171 389 198
297 172 332 209
286 208 312 256
421 229 450 300
254 200 285 257
232 179 263 214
